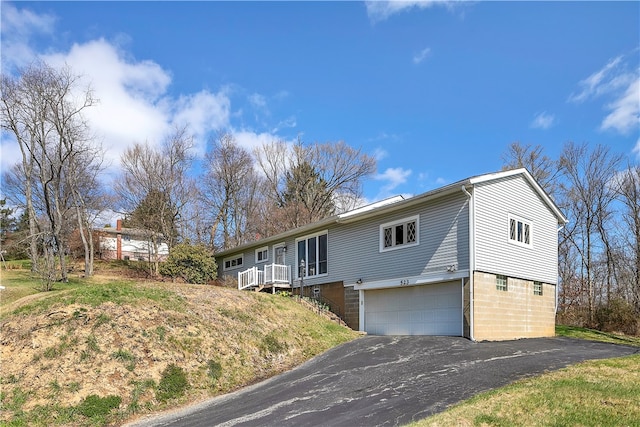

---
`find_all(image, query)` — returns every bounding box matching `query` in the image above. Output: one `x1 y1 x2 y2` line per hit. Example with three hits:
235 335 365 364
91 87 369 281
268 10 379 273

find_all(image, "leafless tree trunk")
558 142 622 325
616 164 640 314
1 62 99 288
501 141 560 198
201 132 262 250
254 138 376 234
115 126 195 275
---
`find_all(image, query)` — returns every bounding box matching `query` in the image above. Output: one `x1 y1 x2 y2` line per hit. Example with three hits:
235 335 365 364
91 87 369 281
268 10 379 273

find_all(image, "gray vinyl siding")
473 175 559 284
327 192 469 286
219 192 470 286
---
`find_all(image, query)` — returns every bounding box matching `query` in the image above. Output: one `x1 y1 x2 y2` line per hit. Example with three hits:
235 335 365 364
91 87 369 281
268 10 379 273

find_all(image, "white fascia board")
353 269 470 291
470 168 568 225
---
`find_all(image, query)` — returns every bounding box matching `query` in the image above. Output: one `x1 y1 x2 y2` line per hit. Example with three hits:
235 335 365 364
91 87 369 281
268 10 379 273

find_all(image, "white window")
255 247 268 263
296 231 328 278
534 281 543 296
380 215 419 252
496 275 508 292
509 214 532 248
223 255 243 270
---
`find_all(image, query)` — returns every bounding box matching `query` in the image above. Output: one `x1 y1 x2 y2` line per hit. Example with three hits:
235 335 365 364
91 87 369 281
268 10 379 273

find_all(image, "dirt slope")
0 281 358 425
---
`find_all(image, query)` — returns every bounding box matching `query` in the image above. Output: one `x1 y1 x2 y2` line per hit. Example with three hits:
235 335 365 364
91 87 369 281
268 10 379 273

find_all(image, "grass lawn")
410 327 640 427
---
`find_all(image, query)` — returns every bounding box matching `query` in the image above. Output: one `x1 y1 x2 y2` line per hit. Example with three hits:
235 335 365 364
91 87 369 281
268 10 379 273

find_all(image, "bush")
77 394 121 418
207 360 223 385
159 241 217 284
156 364 189 402
595 298 639 335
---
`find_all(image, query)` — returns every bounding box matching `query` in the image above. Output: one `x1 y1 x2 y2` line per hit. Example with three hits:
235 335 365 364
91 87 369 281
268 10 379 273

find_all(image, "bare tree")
1 62 99 287
615 163 640 314
558 142 622 325
115 126 196 275
255 139 376 233
502 142 560 198
200 132 262 250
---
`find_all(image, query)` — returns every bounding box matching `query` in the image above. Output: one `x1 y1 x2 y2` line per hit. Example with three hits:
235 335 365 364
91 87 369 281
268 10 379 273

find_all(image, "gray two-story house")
215 168 567 341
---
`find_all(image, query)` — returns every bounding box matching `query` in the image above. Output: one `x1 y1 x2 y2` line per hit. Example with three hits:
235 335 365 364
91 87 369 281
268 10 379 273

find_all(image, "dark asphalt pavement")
128 336 638 427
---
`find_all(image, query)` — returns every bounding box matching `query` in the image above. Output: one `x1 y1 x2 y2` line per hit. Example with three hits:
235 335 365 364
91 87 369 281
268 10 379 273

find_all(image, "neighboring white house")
215 169 568 341
97 219 169 262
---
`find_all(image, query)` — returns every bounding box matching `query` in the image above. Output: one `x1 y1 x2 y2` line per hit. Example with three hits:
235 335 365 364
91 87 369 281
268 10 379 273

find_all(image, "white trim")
379 215 420 252
508 213 533 249
359 289 365 333
354 269 470 291
295 230 329 279
255 246 269 264
223 255 244 271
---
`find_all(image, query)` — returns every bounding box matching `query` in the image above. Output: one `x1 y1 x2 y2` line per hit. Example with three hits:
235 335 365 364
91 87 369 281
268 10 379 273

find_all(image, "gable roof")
215 168 567 257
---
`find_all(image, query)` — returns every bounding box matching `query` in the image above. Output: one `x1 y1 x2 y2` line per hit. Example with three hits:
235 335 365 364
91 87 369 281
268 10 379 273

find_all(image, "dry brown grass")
0 267 359 426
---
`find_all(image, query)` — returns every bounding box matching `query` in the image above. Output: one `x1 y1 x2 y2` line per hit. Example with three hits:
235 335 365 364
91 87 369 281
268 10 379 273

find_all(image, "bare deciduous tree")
558 142 622 325
255 139 376 232
615 163 640 314
115 126 196 275
501 141 560 198
201 132 262 250
1 62 101 288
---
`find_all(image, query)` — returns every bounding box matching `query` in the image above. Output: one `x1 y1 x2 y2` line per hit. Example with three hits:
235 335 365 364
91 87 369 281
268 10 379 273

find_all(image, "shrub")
159 242 217 284
156 364 189 402
77 394 121 418
207 360 223 384
595 298 639 335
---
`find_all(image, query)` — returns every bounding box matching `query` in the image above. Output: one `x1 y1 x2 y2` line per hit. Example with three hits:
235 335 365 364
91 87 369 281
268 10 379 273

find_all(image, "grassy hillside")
0 264 359 426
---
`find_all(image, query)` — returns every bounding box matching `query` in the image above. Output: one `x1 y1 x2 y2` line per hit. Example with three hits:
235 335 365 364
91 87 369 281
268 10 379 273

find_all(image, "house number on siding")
400 279 409 286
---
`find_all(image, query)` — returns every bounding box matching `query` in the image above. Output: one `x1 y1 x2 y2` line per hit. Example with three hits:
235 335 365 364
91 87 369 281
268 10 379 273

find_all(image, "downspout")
461 185 475 341
555 224 566 314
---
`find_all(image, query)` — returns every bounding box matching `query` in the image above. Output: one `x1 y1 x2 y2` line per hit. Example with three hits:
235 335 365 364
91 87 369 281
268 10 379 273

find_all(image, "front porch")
238 264 292 293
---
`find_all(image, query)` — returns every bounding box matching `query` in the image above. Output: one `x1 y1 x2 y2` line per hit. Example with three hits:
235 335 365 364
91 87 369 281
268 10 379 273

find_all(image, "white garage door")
363 281 462 336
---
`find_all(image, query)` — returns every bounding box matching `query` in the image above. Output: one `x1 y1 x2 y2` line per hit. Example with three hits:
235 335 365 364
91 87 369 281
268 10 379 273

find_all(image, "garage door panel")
364 282 462 336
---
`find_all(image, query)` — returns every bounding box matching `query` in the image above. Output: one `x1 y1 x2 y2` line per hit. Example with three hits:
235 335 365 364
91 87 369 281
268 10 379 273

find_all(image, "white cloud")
413 47 431 64
232 130 282 154
568 56 623 103
0 15 234 173
633 138 640 158
171 90 232 154
0 3 56 71
365 1 451 23
569 53 640 135
373 147 389 161
0 4 297 183
374 167 412 198
435 177 448 185
601 76 640 135
530 111 556 130
249 93 267 109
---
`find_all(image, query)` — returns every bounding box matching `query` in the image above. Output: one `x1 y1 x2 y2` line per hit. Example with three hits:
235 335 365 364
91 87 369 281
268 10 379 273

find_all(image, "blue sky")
2 1 639 203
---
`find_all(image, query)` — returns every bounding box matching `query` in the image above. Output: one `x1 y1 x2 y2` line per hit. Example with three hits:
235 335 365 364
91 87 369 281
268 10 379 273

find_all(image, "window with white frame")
255 246 268 263
296 231 328 278
509 214 532 247
534 281 543 296
496 274 508 291
223 255 243 270
380 215 419 251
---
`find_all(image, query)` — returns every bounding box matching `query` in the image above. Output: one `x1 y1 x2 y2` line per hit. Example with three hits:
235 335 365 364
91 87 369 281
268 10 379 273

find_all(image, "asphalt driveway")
129 336 638 427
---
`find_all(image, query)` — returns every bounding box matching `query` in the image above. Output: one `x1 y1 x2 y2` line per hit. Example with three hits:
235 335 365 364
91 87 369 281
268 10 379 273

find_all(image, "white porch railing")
265 263 291 284
238 267 264 290
237 263 291 290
